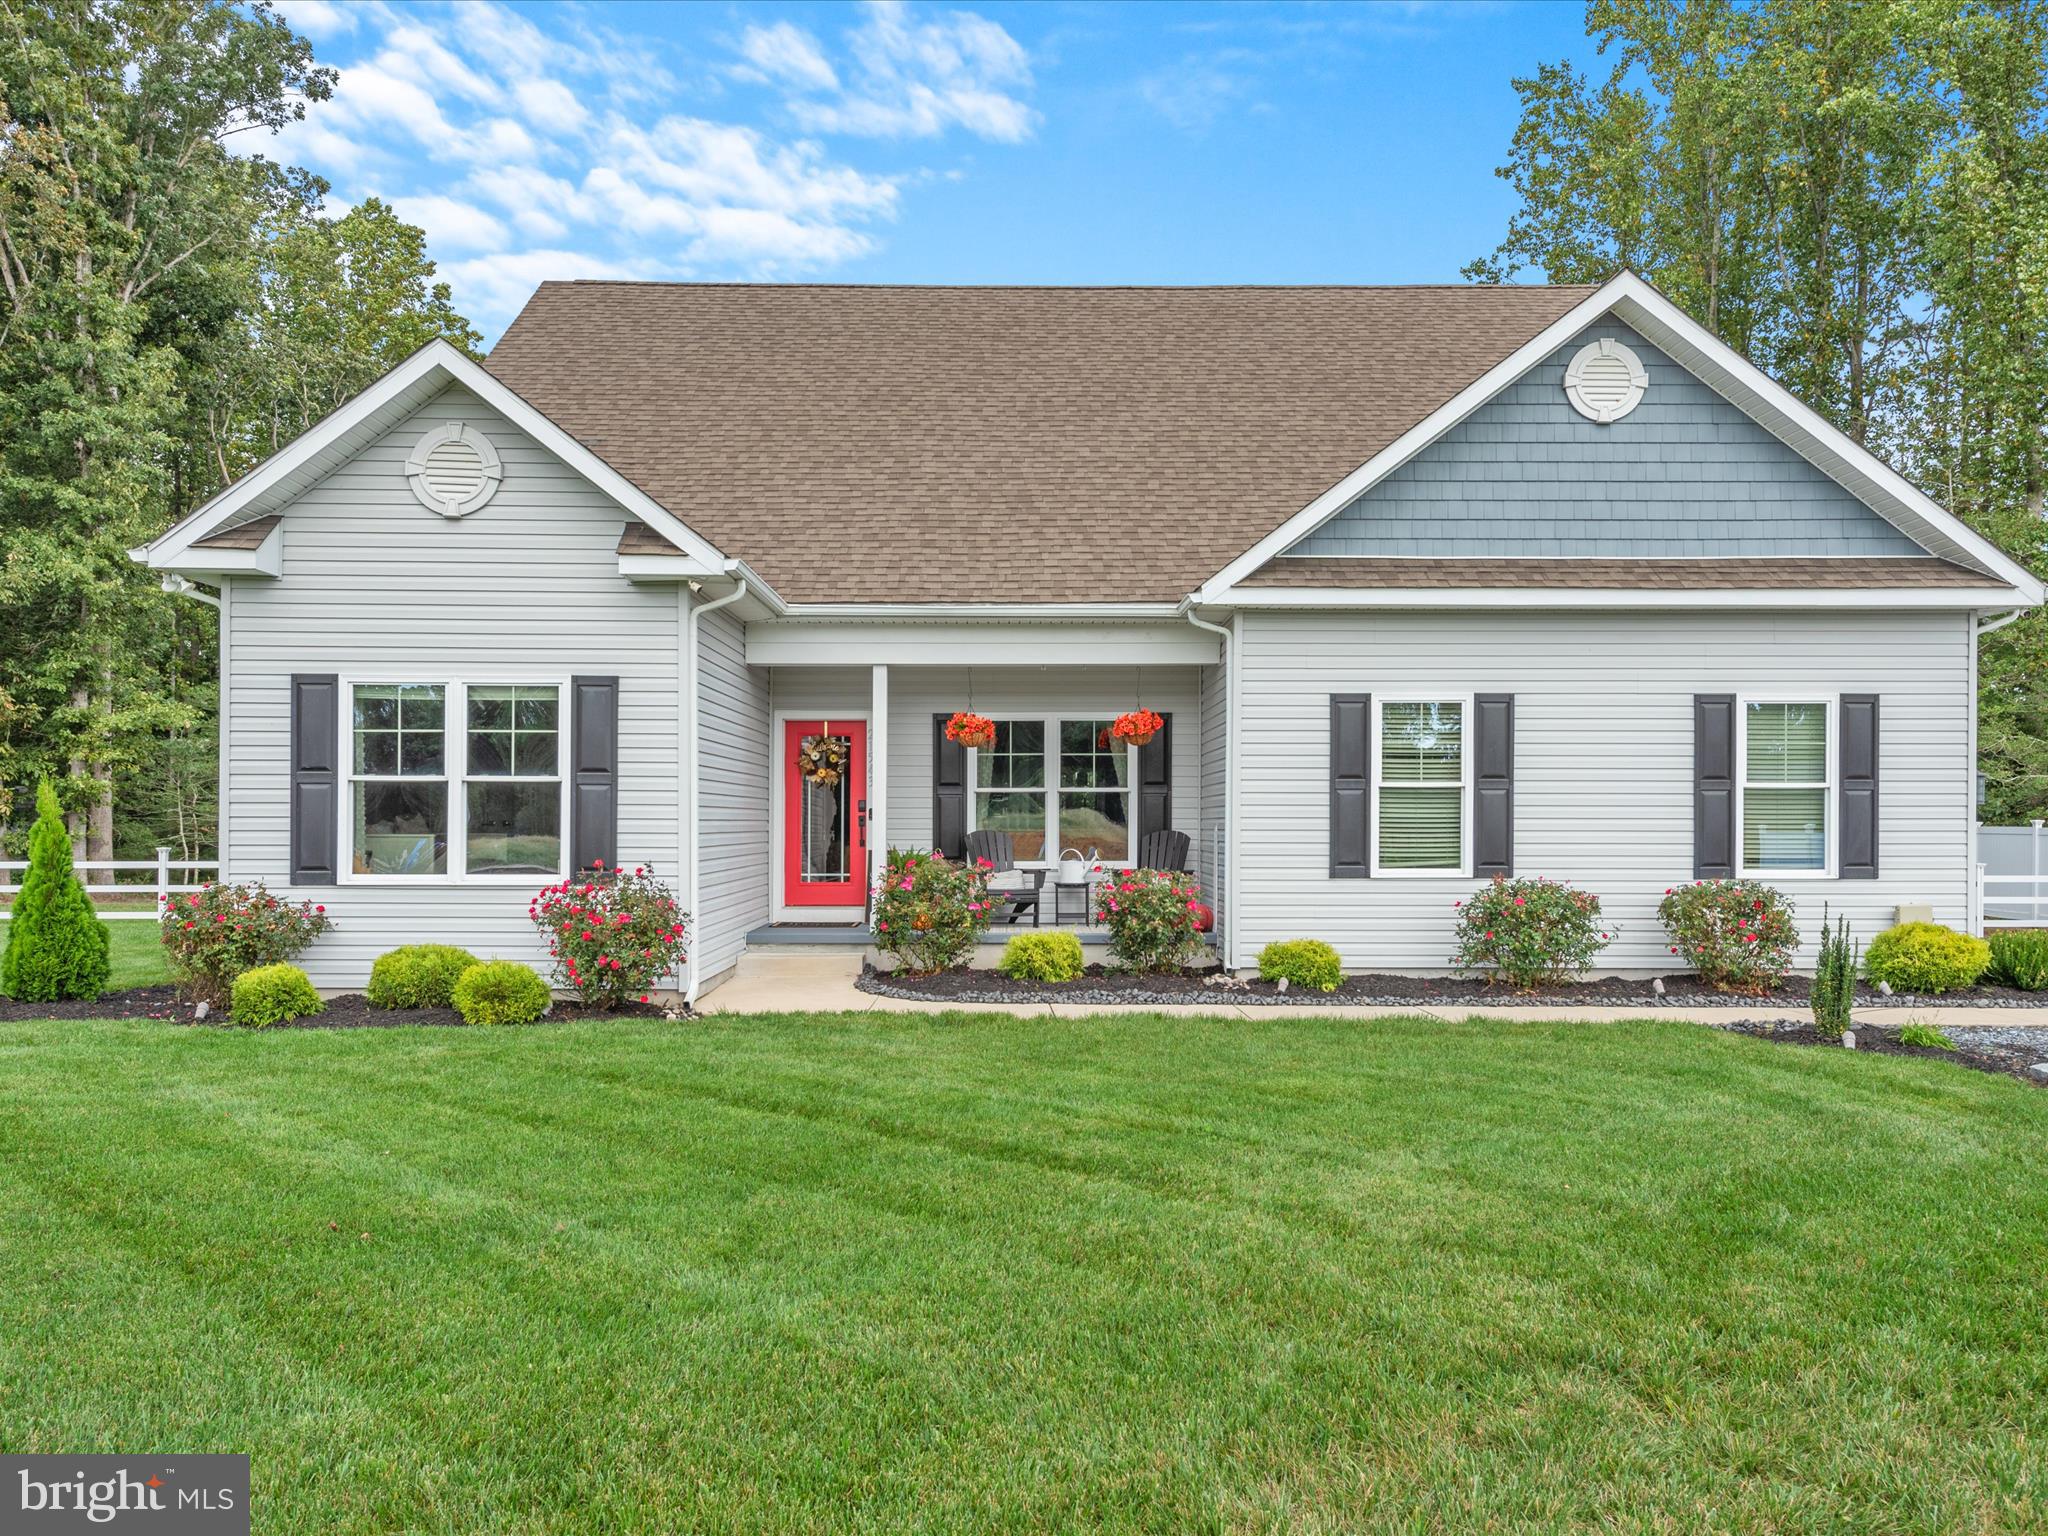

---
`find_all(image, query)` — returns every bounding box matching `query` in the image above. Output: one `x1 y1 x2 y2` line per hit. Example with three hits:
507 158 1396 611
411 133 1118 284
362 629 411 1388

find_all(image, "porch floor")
746 922 1111 947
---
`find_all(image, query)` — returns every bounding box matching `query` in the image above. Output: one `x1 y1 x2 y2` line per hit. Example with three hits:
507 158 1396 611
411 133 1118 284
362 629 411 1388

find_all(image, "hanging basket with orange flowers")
1109 708 1165 747
945 711 998 750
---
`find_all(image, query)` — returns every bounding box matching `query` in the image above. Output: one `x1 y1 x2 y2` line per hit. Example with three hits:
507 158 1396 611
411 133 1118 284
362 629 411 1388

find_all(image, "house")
138 272 2042 998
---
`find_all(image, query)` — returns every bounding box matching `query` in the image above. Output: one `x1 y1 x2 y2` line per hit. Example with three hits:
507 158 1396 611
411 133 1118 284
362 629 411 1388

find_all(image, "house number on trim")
406 421 504 518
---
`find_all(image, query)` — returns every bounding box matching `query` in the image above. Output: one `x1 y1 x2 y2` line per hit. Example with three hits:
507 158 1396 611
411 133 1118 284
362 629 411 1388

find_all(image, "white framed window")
968 716 1136 865
1372 696 1469 876
344 678 567 882
1738 698 1832 876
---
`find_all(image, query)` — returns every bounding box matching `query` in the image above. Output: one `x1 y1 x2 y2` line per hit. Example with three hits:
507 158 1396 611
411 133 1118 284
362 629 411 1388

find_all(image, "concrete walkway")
696 969 2048 1028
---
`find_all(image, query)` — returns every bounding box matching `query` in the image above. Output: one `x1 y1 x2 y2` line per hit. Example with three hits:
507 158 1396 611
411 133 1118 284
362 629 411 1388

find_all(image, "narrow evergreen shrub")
366 944 479 1009
1258 939 1344 992
231 963 324 1029
1 782 111 1002
451 960 552 1026
1811 907 1859 1040
997 930 1086 982
1863 922 1990 995
1987 929 2048 991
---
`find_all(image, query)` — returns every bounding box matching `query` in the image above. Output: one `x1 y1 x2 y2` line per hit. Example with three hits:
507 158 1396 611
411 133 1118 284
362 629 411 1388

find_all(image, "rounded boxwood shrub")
231 963 324 1029
366 943 479 1009
1258 939 1344 992
2 781 111 1003
1863 922 1990 995
451 960 551 1026
997 930 1086 982
1987 929 2048 991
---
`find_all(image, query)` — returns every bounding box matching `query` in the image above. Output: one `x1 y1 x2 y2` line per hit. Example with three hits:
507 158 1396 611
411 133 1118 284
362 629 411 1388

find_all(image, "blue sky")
271 1 1602 342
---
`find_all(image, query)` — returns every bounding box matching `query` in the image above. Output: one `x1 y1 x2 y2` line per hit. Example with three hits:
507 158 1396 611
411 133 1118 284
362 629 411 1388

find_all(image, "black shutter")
932 715 967 858
1694 694 1736 879
289 673 339 885
1840 694 1879 879
570 676 618 872
1330 694 1371 878
1136 714 1172 846
1473 694 1514 877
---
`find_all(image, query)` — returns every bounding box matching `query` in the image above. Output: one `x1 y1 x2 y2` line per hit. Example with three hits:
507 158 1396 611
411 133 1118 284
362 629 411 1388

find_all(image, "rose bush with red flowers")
872 848 992 973
159 881 331 1007
1092 865 1205 971
529 861 687 1008
1657 878 1799 992
1450 874 1611 989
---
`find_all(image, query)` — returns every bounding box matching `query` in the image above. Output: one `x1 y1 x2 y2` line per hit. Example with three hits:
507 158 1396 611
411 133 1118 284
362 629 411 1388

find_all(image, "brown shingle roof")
617 521 684 557
192 514 281 551
487 283 1598 604
1240 557 1993 590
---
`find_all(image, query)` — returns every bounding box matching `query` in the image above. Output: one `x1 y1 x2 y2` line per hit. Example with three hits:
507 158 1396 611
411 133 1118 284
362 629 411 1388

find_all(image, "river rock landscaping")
0 985 671 1028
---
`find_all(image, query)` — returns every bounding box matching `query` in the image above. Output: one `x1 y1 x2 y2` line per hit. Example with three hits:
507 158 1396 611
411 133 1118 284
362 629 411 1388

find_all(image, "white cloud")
1138 63 1250 133
390 194 510 253
735 21 839 92
275 0 360 40
763 1 1038 144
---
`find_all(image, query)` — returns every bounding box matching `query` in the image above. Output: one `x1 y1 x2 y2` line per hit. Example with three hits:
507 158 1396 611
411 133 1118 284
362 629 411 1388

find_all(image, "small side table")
1048 877 1094 928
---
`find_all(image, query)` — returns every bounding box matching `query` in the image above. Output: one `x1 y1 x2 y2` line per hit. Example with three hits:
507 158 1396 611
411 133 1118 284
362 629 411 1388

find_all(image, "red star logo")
147 1477 163 1488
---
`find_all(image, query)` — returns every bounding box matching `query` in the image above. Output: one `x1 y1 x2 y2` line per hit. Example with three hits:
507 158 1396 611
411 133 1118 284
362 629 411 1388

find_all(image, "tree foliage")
1470 0 2048 821
0 0 476 856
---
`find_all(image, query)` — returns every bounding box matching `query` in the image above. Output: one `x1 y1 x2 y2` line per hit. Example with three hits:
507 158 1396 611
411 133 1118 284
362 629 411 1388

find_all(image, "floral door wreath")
797 730 850 786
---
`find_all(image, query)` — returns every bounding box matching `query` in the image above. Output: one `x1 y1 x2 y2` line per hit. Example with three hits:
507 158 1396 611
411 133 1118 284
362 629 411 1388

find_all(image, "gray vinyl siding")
1198 659 1229 939
768 665 1204 872
1233 609 1972 972
692 603 769 985
1287 320 1929 560
225 382 683 988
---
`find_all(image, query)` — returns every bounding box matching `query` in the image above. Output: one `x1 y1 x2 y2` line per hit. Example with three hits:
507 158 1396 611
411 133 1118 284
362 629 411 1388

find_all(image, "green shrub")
1811 906 1859 1039
997 930 1086 982
451 959 552 1026
1863 922 1990 995
1657 879 1800 993
873 849 993 973
1092 867 1206 973
160 879 331 1007
2 781 111 1003
1258 939 1344 992
1987 929 2048 991
1449 875 1610 988
366 943 479 1009
530 862 686 1008
1897 1022 1957 1051
230 963 324 1029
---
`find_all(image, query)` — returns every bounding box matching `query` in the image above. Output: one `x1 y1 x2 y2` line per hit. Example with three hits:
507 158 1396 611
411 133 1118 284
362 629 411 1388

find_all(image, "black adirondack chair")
1136 828 1191 873
963 829 1045 926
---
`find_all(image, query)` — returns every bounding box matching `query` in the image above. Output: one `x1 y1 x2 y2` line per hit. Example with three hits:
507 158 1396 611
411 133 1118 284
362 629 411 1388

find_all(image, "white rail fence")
0 848 219 920
1979 820 2048 931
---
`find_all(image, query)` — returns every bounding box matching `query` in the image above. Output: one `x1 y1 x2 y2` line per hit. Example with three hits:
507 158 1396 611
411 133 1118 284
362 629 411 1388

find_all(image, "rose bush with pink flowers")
1092 866 1205 972
529 861 687 1008
872 849 992 973
1657 878 1799 992
159 880 331 1007
1450 874 1611 989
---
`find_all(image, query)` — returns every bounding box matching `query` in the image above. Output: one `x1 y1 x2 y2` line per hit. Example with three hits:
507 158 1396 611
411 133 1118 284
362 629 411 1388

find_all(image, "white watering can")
1058 847 1091 883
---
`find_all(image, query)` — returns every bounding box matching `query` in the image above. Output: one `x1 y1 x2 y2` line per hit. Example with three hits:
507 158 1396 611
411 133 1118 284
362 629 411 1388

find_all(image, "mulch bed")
858 965 2047 1011
1705 1018 2048 1086
0 987 672 1028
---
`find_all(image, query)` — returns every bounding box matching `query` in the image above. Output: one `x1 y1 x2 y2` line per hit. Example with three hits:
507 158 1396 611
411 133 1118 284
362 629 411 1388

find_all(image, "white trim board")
1194 271 2044 609
138 340 732 575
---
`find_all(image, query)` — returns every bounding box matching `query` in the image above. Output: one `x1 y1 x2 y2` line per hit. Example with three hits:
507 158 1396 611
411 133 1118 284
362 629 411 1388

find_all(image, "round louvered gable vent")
406 422 503 517
1563 338 1649 424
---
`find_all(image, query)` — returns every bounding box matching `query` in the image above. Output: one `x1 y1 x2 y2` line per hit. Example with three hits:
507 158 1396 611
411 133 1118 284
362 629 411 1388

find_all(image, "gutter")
684 578 749 1007
1183 606 1235 972
1977 608 2025 638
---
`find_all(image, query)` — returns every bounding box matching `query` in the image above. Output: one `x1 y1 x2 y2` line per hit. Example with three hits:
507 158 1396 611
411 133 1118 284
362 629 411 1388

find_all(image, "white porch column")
869 664 889 902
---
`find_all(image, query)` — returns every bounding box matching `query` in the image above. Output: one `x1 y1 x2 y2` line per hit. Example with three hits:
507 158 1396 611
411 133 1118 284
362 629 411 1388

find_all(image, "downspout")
684 578 749 1008
1185 608 1234 971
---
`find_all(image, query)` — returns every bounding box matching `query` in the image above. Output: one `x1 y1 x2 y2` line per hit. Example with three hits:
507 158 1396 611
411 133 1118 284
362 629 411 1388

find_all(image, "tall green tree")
1469 0 2048 821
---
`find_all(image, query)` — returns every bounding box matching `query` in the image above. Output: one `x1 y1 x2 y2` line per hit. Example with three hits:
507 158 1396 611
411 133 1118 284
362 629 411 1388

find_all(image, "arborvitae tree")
1 782 112 1002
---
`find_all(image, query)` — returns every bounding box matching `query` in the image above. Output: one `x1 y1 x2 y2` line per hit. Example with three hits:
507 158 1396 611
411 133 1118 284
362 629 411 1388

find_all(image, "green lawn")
3 1013 2045 1533
0 918 169 992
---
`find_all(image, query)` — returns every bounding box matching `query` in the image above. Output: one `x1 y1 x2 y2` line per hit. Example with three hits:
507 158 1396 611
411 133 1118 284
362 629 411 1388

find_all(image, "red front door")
783 719 868 908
